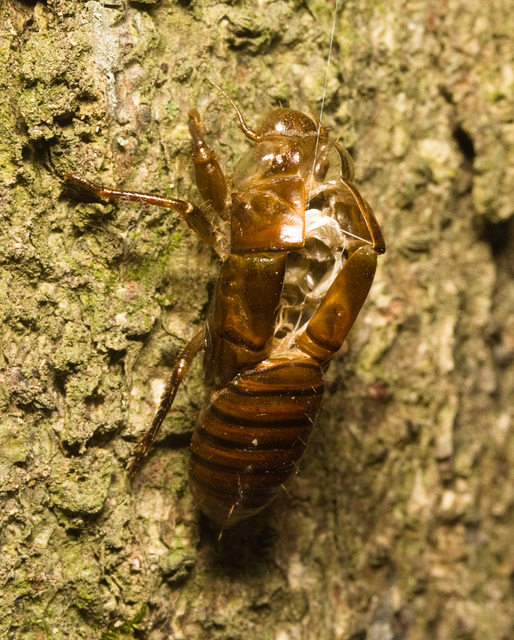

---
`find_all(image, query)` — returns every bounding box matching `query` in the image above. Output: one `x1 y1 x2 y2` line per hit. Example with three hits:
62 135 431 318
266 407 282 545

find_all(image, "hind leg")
130 329 205 475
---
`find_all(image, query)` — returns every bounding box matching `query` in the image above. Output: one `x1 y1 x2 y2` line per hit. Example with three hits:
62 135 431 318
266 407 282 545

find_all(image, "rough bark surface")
1 0 513 639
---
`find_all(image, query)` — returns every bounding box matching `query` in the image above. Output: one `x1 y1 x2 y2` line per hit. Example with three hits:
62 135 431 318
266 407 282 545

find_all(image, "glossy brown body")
190 357 324 524
65 83 385 528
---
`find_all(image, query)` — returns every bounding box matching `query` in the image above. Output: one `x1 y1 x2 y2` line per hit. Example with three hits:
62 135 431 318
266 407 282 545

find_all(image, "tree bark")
1 0 513 638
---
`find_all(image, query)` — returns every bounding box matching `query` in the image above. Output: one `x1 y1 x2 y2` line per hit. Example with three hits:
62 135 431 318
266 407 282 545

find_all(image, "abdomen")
189 355 324 527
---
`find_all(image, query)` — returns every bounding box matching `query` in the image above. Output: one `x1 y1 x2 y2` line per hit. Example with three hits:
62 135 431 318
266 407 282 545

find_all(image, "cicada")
65 82 385 528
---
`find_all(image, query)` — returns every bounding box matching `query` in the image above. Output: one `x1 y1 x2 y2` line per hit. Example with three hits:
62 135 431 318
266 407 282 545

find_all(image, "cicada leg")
63 173 224 254
129 329 205 476
188 109 230 219
297 244 378 364
340 178 386 255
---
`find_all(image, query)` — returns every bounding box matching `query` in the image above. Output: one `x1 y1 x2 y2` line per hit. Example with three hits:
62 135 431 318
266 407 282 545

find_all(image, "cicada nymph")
65 81 385 529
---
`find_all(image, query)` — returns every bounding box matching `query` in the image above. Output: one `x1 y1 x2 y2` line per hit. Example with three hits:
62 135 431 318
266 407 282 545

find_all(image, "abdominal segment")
188 356 324 527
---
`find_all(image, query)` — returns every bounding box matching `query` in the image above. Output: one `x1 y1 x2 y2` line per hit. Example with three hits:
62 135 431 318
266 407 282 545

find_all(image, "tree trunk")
1 0 513 638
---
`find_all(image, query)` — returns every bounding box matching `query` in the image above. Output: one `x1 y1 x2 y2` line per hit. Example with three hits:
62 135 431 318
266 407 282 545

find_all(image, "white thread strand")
308 0 340 208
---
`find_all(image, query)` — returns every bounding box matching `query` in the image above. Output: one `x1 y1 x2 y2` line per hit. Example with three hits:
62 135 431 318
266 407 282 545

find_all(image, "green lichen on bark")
1 0 513 639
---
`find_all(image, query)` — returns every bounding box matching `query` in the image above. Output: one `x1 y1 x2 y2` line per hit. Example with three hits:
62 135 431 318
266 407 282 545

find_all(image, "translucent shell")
254 108 319 139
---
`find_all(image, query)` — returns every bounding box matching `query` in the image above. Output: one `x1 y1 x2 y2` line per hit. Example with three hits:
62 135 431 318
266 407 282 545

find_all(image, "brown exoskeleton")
65 81 385 528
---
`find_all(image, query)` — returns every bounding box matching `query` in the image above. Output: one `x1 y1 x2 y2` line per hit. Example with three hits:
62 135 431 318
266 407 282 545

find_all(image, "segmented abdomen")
189 355 324 526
